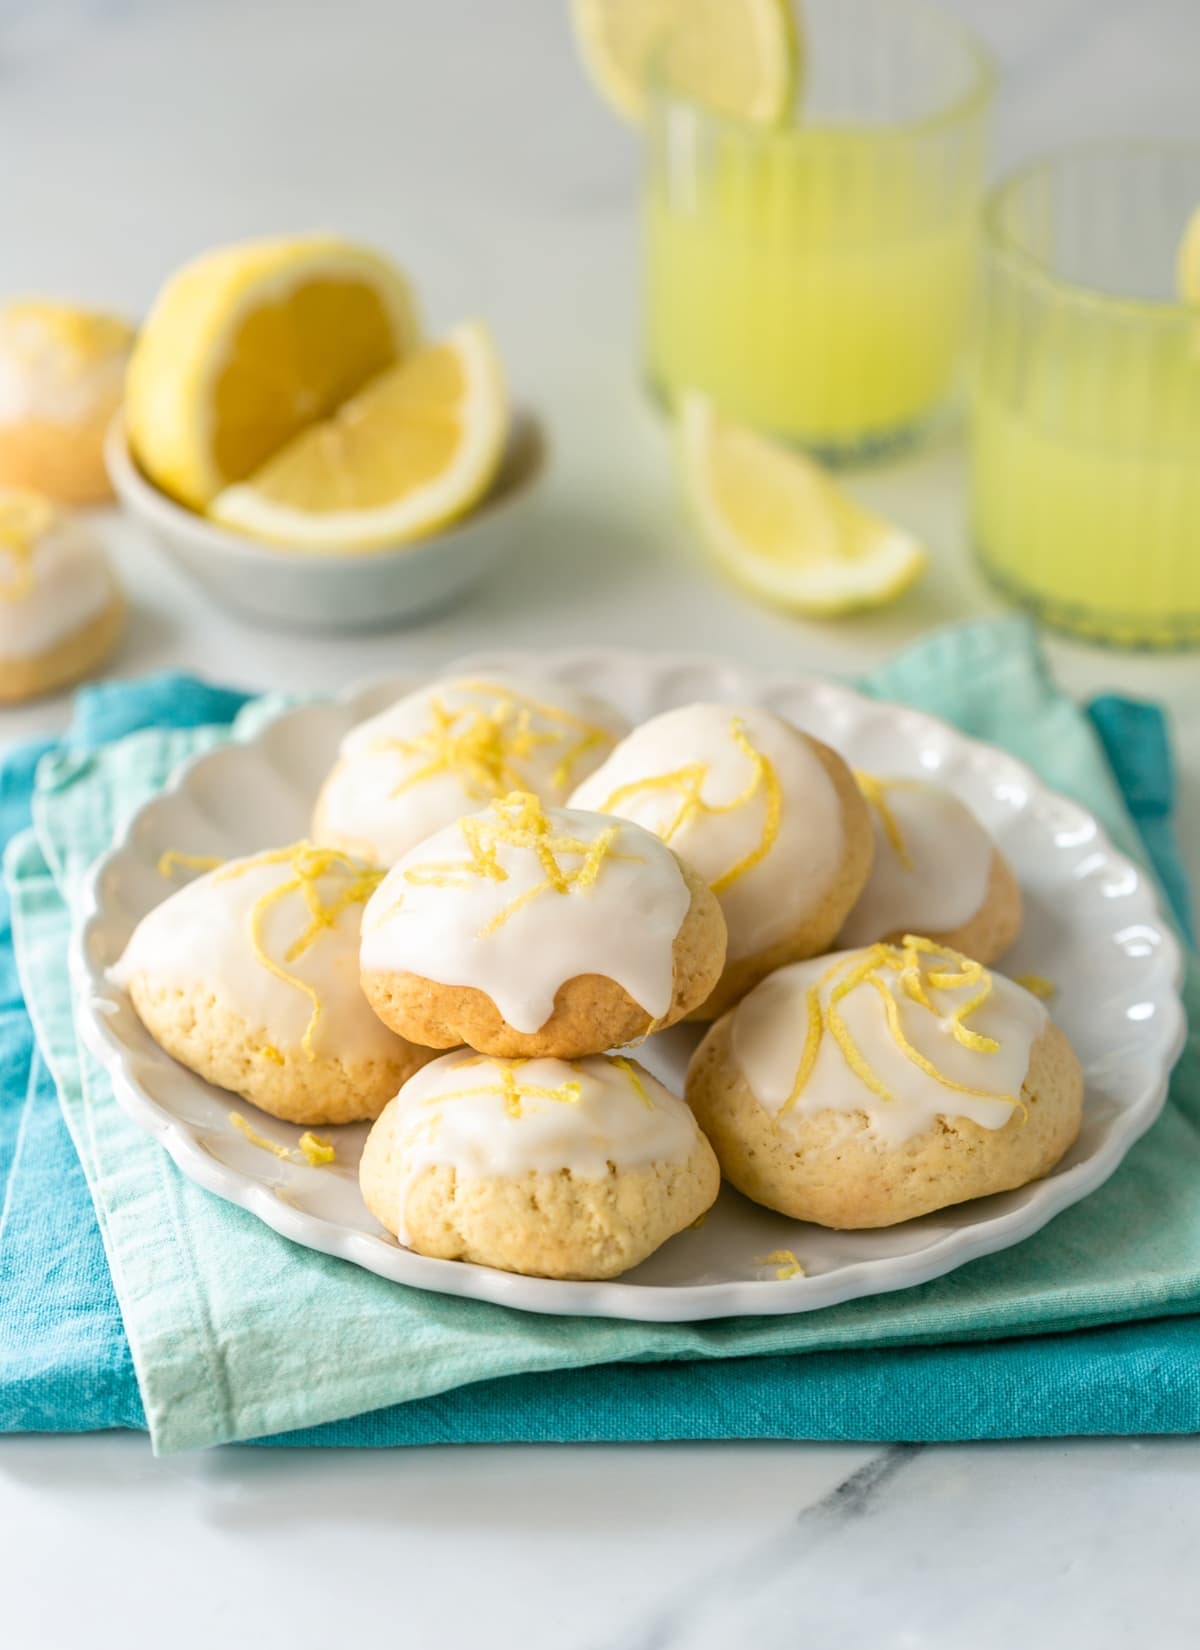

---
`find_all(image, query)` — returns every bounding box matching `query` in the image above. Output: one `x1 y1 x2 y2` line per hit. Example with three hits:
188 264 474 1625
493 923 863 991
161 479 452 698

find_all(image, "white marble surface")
1 1 1199 1645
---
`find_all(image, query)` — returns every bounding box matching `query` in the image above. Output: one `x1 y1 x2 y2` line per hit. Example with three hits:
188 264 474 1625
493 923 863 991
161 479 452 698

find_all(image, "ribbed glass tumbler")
972 141 1200 648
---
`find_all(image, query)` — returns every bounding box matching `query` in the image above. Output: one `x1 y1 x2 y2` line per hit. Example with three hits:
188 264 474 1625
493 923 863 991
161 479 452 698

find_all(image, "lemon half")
126 235 418 511
679 395 926 615
209 322 507 553
571 0 797 124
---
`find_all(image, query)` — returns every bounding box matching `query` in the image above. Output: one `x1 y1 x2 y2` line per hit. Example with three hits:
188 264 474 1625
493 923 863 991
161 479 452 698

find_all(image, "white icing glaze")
838 778 996 948
314 674 630 865
360 796 692 1034
380 1050 703 1242
570 703 843 963
0 311 128 425
0 514 115 658
730 945 1048 1147
111 845 405 1062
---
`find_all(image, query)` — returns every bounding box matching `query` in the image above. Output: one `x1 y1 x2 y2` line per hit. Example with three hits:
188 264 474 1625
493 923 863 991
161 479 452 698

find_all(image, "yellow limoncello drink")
971 142 1200 647
645 126 981 453
972 354 1200 645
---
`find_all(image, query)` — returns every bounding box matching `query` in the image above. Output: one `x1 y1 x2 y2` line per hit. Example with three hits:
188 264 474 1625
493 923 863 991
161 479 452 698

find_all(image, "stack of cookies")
114 674 1084 1281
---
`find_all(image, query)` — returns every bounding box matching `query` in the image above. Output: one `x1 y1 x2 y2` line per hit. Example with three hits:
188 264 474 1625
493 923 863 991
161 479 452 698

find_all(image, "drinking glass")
643 0 993 459
972 141 1200 647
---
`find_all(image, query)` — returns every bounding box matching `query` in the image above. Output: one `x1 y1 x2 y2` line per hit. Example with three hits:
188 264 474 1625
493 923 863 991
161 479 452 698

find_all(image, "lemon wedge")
571 0 797 124
679 395 926 614
126 235 418 511
209 322 507 552
1177 204 1200 300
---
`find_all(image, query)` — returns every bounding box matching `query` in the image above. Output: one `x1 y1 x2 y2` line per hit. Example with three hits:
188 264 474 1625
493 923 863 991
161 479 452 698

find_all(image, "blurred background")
2 0 1198 806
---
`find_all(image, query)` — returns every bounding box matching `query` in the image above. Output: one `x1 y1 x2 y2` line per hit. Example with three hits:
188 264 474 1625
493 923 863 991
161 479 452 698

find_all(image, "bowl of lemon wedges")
107 235 543 630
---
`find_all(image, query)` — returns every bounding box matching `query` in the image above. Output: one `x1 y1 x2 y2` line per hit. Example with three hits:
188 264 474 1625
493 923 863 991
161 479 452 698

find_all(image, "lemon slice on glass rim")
209 322 508 553
1177 204 1200 300
570 0 798 124
679 394 927 615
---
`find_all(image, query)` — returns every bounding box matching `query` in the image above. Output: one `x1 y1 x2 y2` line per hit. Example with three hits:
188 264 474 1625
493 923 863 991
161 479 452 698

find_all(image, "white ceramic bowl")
74 651 1186 1322
105 413 547 632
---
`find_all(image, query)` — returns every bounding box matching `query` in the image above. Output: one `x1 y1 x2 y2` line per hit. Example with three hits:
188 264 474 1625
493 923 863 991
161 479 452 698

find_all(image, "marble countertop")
1 1 1198 1645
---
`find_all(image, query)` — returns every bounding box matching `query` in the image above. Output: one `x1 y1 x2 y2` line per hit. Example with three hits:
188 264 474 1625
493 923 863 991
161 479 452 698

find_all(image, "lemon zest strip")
427 1058 584 1120
157 850 225 877
229 1111 292 1161
1016 973 1056 1000
780 939 1023 1120
612 1056 654 1110
597 716 780 895
757 1249 805 1281
855 771 913 870
216 841 383 1061
401 793 631 938
298 1132 336 1167
229 1111 337 1168
376 682 614 803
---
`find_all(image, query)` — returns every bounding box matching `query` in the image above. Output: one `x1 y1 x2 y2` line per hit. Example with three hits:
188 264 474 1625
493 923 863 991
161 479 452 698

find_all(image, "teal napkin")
6 618 1199 1454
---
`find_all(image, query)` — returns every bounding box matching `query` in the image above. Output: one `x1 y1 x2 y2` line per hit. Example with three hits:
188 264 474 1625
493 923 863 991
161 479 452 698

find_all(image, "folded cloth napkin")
2 618 1197 1453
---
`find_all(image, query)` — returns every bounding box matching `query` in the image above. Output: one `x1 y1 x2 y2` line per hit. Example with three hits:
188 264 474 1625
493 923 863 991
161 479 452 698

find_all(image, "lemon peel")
217 842 384 1061
780 938 1026 1119
402 791 630 938
757 1248 805 1280
378 681 613 805
612 1056 654 1110
1016 974 1056 1001
157 850 225 877
229 1111 292 1161
427 1057 584 1120
597 714 780 895
229 1111 337 1168
298 1132 336 1167
855 772 913 870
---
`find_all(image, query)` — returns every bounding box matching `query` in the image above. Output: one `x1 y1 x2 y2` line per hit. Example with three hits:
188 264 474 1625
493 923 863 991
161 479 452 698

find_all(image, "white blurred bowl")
105 411 547 632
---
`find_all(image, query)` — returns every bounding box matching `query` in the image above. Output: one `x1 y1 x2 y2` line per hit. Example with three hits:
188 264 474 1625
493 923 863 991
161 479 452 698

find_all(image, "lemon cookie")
0 300 133 503
570 703 873 1017
686 938 1083 1229
313 674 629 866
360 1050 720 1278
839 775 1022 963
112 841 436 1126
0 488 122 703
360 791 726 1056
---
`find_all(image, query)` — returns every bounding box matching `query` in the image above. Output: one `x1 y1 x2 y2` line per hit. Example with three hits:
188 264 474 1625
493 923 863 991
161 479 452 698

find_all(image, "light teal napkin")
8 617 1199 1454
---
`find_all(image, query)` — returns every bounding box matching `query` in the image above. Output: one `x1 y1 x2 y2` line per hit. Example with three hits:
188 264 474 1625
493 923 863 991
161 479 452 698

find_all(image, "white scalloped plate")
72 652 1187 1322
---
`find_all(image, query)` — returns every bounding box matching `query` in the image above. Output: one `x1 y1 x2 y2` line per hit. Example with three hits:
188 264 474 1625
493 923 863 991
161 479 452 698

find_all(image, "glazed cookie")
312 674 629 865
687 938 1083 1229
360 1050 720 1278
112 841 437 1126
0 488 122 703
0 300 133 503
360 791 727 1056
570 703 873 1018
839 775 1022 963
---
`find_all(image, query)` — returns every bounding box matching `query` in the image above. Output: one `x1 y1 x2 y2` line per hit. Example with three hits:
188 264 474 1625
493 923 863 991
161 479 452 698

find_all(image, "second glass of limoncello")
643 0 993 459
972 141 1200 648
